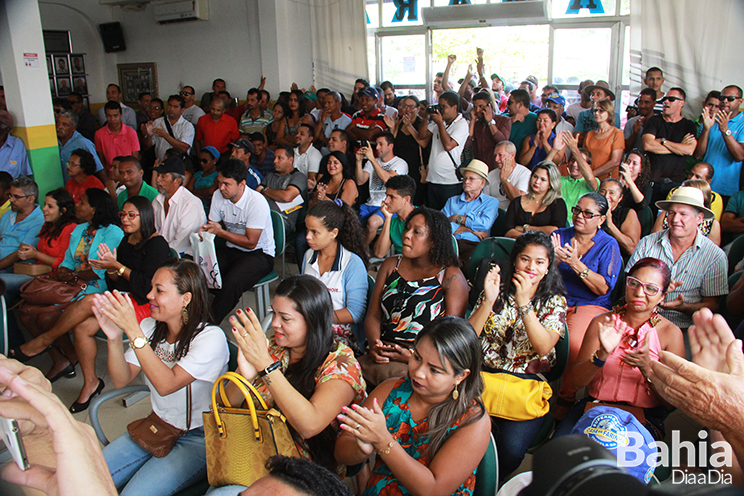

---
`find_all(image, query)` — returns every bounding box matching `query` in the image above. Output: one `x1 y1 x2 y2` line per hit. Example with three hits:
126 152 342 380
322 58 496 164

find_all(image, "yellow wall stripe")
12 124 58 151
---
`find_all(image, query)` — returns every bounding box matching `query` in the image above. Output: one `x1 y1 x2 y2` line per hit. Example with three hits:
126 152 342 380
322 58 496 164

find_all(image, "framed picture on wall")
49 78 56 97
56 77 72 96
46 55 53 76
70 54 85 74
73 77 88 95
82 96 90 112
117 62 158 106
53 54 69 75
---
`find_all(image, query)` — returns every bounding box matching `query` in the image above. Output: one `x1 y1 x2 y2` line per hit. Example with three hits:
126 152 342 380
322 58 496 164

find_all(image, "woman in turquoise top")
336 316 491 496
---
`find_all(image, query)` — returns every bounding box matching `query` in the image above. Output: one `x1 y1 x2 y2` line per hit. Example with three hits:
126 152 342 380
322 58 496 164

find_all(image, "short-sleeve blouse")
554 226 622 308
504 196 568 233
36 223 76 273
478 293 567 373
253 339 366 461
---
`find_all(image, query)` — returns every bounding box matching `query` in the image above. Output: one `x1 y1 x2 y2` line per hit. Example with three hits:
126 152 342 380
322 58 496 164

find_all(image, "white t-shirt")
209 187 276 256
151 116 195 160
363 155 408 207
486 164 532 211
427 114 469 185
294 145 322 177
182 105 206 127
322 114 352 138
124 319 229 430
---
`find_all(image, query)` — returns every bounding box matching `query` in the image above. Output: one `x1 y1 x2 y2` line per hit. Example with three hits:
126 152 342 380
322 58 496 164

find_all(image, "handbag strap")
185 383 192 432
210 371 269 440
163 117 176 139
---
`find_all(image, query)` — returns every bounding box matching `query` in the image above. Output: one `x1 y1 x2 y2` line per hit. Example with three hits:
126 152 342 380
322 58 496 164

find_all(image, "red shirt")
195 114 240 153
226 104 246 122
94 124 140 172
65 175 106 205
350 108 387 135
37 223 76 273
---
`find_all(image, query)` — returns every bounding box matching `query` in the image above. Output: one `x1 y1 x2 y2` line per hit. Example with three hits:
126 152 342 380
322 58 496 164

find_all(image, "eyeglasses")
399 104 416 109
591 108 607 113
571 206 602 218
150 106 162 110
626 276 662 297
118 211 141 220
720 95 741 102
662 96 684 103
179 91 193 96
10 194 29 201
462 176 484 183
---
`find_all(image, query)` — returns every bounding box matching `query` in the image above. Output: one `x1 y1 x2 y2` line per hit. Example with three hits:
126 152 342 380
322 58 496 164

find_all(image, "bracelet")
516 303 533 318
117 265 127 276
376 439 397 455
591 351 606 367
258 360 281 378
106 269 117 275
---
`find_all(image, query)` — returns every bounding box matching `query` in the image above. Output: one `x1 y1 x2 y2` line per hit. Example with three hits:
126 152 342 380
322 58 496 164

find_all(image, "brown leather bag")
128 385 192 458
20 274 87 307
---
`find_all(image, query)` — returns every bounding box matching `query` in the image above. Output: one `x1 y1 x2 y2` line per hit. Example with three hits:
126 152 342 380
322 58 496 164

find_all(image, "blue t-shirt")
0 206 44 262
59 131 104 183
554 226 622 308
0 136 32 179
703 112 744 197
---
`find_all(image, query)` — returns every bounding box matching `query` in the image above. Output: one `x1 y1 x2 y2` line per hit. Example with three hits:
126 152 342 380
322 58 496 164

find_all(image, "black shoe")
48 363 77 383
8 344 52 363
69 378 105 414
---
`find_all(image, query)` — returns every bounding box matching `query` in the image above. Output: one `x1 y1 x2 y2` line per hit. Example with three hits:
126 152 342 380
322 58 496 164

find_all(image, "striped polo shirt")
625 229 727 329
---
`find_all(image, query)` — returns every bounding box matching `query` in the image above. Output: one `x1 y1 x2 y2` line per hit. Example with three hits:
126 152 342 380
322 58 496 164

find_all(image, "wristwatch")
724 129 733 137
131 336 148 350
660 138 667 146
489 119 496 126
522 224 529 232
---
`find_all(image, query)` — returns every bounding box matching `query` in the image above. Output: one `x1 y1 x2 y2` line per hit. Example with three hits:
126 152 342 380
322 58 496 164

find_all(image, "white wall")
35 0 315 106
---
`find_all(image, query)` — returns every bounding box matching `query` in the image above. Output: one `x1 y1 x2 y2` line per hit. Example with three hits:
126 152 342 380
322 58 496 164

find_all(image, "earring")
181 306 189 326
452 384 460 400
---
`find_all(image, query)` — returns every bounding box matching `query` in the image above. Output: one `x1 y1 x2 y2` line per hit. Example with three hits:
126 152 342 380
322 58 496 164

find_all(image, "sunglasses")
118 211 141 220
591 108 607 113
179 91 193 96
662 96 683 103
719 95 741 102
626 276 662 297
199 158 210 164
571 206 602 219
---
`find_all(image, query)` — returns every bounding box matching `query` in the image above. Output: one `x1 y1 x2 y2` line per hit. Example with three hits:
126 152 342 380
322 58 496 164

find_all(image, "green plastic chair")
473 433 499 496
466 237 515 283
639 206 654 238
490 208 508 237
250 210 284 322
728 235 744 275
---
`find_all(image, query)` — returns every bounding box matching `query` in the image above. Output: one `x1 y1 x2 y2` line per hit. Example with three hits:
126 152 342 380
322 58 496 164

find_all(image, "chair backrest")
639 206 654 238
543 323 570 383
466 237 515 282
169 247 180 260
728 235 744 276
0 296 7 356
473 433 498 496
452 235 459 257
270 210 286 257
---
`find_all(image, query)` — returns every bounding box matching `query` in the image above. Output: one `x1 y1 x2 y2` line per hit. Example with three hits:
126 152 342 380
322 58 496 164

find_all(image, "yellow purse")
203 371 301 488
480 371 552 421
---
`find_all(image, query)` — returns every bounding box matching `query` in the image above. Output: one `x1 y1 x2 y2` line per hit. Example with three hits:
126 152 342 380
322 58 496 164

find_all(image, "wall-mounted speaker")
99 22 126 53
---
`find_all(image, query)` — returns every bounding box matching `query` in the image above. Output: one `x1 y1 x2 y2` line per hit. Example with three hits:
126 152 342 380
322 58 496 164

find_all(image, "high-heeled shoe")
69 378 105 414
8 344 53 363
47 363 77 383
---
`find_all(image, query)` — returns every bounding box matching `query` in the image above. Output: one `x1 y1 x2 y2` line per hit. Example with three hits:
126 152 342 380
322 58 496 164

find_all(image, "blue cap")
572 405 656 484
202 146 220 159
547 94 566 106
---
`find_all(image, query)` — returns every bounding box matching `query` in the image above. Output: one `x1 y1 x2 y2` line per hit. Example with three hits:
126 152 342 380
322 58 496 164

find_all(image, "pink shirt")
588 320 663 408
94 124 140 172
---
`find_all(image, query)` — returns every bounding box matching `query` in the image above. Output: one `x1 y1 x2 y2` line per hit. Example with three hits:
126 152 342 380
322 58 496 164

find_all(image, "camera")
519 435 743 496
427 104 441 114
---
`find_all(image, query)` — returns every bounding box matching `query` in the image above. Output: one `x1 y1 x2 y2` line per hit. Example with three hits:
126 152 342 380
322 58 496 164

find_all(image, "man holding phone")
415 90 469 210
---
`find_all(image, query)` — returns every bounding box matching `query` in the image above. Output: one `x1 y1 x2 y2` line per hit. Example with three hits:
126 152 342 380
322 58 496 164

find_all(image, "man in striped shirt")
626 187 727 331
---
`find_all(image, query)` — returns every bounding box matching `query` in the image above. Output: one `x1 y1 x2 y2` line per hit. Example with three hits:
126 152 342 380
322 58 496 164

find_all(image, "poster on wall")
56 77 72 96
73 77 88 95
71 54 85 74
117 63 158 106
53 54 69 75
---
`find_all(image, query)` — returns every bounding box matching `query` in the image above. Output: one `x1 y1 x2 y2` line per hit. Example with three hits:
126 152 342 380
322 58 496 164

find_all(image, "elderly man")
67 92 97 141
486 141 530 211
96 84 137 130
624 88 657 152
143 94 194 161
373 175 417 259
257 145 307 236
179 85 205 127
315 91 351 149
0 111 31 179
56 109 104 184
152 156 206 258
626 187 727 331
238 88 272 136
116 156 159 209
469 91 511 171
205 158 275 323
694 85 744 202
442 159 500 267
195 98 240 155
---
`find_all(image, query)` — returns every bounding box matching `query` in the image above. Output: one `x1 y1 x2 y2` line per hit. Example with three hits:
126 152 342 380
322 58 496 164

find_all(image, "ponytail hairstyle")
306 200 369 268
413 316 485 458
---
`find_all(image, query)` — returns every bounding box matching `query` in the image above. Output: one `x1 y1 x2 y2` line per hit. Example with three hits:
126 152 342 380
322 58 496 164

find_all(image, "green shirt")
117 182 160 210
390 215 406 252
561 176 599 216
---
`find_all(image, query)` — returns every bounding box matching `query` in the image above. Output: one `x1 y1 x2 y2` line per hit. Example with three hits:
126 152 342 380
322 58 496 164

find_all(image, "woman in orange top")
583 99 625 180
64 149 105 205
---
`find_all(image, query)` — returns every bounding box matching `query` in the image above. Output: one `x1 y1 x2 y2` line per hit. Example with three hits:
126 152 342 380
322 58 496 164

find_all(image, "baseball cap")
228 138 255 154
572 405 656 483
152 156 186 176
547 94 566 106
359 86 379 99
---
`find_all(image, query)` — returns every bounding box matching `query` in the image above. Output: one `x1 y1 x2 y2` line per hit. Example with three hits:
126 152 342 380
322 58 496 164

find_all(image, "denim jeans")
491 414 547 481
104 427 207 496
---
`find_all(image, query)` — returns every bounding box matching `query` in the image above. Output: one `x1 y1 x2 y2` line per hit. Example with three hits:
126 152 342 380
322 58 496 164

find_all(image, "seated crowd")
2 58 744 496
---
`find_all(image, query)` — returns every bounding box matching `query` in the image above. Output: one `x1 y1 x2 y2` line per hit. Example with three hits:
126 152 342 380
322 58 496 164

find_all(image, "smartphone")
0 417 29 471
355 139 369 149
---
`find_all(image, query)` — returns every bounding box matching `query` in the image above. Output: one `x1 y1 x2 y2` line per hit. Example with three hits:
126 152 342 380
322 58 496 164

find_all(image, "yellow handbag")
203 371 301 488
480 371 552 421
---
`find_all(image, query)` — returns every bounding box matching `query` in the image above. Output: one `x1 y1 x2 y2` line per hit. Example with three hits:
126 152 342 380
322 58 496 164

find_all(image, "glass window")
431 25 549 90
366 0 379 28
368 33 377 83
552 28 612 84
622 25 630 86
380 35 427 85
552 0 617 19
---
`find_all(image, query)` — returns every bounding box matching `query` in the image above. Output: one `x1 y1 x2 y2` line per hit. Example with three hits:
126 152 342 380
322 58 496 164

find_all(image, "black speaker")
99 22 126 53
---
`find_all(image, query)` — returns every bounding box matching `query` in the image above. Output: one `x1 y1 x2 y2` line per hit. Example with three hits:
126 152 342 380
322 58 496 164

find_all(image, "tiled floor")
0 257 712 494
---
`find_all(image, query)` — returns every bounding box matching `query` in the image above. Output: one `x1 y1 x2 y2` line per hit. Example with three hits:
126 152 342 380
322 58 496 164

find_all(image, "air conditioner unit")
154 0 209 24
422 0 551 28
